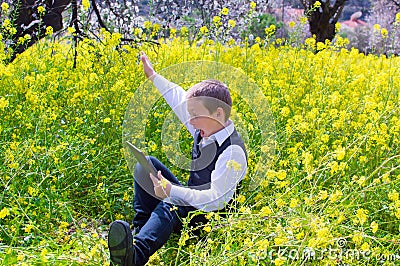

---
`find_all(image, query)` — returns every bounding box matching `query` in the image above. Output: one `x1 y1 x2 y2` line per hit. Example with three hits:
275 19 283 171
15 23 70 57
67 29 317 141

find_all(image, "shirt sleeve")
168 145 247 211
153 74 195 137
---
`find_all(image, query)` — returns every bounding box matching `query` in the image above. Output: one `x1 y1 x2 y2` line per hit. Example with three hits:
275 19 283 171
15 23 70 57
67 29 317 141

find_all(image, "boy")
107 52 247 266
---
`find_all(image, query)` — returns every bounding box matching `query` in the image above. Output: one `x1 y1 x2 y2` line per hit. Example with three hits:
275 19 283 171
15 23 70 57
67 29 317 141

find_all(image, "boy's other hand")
141 52 156 80
150 171 171 199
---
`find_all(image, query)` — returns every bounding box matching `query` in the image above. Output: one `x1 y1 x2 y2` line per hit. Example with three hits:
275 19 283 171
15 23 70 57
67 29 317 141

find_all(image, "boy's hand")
140 52 156 80
150 171 171 199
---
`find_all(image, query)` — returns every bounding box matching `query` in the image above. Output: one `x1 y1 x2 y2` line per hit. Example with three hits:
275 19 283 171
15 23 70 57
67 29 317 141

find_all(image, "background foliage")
1 25 400 264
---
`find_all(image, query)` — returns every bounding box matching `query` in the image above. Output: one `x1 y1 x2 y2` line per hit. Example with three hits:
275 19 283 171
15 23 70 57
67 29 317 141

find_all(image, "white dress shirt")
152 74 248 212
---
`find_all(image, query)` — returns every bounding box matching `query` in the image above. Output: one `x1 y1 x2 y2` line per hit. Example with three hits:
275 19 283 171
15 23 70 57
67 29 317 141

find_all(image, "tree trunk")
7 0 71 63
301 0 348 43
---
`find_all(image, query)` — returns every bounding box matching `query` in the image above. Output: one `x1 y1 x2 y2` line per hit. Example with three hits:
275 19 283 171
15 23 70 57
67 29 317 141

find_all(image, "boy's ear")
216 107 224 118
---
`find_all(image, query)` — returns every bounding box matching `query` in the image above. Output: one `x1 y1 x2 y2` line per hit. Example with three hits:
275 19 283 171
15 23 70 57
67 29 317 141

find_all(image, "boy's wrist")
148 72 157 82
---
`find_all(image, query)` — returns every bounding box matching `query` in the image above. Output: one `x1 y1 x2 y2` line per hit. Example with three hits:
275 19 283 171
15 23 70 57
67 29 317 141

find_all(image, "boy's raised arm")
140 52 195 137
141 52 156 80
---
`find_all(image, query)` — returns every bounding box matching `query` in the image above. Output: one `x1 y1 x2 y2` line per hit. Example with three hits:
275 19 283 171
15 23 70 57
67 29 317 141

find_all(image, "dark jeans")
132 156 206 266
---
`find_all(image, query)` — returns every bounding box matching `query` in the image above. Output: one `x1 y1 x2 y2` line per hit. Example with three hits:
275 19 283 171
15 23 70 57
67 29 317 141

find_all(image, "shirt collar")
202 120 234 146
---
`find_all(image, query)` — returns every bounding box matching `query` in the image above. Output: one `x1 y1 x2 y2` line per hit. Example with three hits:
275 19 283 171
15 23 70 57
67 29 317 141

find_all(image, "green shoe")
108 220 135 266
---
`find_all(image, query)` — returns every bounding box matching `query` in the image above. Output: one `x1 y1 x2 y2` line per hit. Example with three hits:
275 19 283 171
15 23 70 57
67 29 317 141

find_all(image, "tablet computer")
126 141 159 178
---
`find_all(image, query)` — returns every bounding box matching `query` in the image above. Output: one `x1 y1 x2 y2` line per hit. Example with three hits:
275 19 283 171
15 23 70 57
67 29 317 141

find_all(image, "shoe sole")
108 220 134 266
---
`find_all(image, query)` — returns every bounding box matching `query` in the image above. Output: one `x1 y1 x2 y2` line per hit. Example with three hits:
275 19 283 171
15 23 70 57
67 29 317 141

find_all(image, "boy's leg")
133 156 181 232
133 202 191 265
109 156 182 265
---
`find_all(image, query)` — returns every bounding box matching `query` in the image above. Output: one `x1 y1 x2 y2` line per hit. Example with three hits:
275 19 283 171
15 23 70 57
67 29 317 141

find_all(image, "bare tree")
299 0 348 43
4 0 71 63
391 0 400 8
1 0 157 64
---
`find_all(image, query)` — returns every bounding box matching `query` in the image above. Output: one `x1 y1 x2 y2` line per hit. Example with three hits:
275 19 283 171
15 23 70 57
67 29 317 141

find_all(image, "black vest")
188 128 247 190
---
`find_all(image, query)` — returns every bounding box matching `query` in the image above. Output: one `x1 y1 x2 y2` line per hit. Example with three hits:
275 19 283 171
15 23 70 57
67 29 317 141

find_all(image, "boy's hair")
187 79 232 121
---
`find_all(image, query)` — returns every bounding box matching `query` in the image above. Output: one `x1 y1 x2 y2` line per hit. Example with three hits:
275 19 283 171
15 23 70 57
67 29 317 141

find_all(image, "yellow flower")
250 1 256 9
103 117 111 123
228 19 236 28
314 1 321 8
1 2 9 12
200 26 209 35
276 198 285 208
0 96 9 110
167 27 175 37
330 161 339 174
256 239 269 251
361 242 370 252
159 178 169 189
2 18 10 28
300 16 308 25
318 190 328 200
226 159 242 171
213 16 221 26
355 208 368 225
396 13 400 24
274 236 287 246
82 0 90 11
0 207 10 219
178 232 189 246
46 26 53 36
352 232 363 245
288 21 296 28
24 224 34 233
28 186 38 197
17 254 24 261
329 190 343 203
395 209 400 219
180 26 188 36
296 231 304 240
67 27 76 34
134 27 143 36
305 37 316 48
40 248 48 261
205 212 214 220
289 198 298 208
353 175 366 187
265 25 276 36
236 194 246 203
316 41 326 51
274 257 286 266
37 6 45 15
373 24 381 32
281 106 290 117
259 206 272 216
381 28 388 38
335 146 346 161
335 22 341 32
220 7 229 16
276 170 286 180
388 190 399 201
153 23 160 33
143 21 152 29
203 225 211 232
370 221 378 234
123 193 129 202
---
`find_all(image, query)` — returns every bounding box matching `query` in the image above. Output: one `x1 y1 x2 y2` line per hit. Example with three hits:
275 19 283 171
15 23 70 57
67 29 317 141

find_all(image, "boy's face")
187 98 224 138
